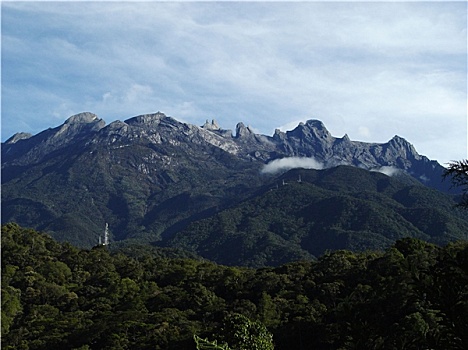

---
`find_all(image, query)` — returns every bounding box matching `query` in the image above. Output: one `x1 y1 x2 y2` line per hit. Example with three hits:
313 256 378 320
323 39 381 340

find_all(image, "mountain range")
2 112 465 265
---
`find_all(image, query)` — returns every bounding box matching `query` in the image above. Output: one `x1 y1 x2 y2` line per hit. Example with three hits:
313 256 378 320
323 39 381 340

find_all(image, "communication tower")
104 223 109 246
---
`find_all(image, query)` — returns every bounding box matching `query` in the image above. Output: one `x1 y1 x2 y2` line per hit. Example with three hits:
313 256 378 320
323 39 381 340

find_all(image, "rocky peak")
389 135 413 149
2 112 105 166
340 134 351 142
235 122 254 139
305 119 326 129
5 132 32 144
201 119 221 131
64 112 100 125
53 112 105 139
125 112 167 126
288 119 331 140
386 135 420 160
284 119 335 158
273 129 287 142
304 120 333 140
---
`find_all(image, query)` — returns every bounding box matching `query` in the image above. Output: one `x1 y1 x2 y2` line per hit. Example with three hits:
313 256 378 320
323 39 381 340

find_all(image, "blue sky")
2 1 466 164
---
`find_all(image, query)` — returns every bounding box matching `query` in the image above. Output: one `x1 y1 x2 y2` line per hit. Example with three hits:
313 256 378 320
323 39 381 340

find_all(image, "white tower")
104 223 109 246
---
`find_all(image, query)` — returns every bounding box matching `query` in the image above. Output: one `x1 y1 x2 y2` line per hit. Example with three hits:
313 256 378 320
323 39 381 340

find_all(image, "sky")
1 1 467 165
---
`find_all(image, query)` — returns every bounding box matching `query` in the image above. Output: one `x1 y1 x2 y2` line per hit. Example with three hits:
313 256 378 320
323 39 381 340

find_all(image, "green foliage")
218 313 274 350
2 223 468 349
1 285 22 335
194 313 275 350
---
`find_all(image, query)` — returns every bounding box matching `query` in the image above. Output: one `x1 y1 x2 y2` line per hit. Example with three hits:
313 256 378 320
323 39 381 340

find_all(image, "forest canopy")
2 223 467 349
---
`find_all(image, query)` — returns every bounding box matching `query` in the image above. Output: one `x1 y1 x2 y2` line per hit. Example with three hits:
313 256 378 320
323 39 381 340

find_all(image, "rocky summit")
3 112 445 188
1 111 460 253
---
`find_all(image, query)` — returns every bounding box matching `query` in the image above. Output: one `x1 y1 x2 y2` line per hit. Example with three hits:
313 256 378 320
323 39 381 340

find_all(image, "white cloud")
371 166 402 177
261 157 324 174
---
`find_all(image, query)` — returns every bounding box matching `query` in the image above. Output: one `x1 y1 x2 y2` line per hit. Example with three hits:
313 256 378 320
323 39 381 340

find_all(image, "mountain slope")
166 167 468 267
2 114 263 246
1 112 460 252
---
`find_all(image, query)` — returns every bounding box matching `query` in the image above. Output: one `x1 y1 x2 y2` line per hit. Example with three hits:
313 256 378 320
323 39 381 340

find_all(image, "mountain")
1 112 463 257
2 112 449 188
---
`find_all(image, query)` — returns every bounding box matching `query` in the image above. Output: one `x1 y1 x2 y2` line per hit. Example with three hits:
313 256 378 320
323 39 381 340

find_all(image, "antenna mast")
104 223 109 246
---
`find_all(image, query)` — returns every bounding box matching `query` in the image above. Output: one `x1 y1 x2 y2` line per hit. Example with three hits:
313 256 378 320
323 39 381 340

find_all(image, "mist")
371 166 401 177
262 158 408 178
261 157 324 174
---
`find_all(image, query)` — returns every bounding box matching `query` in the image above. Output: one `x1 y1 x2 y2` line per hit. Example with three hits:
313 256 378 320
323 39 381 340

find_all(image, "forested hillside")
2 223 467 349
168 167 468 267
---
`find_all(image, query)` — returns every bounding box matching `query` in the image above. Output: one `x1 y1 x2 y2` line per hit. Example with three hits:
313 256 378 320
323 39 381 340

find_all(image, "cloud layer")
2 2 466 164
370 166 402 177
262 157 324 174
262 159 406 178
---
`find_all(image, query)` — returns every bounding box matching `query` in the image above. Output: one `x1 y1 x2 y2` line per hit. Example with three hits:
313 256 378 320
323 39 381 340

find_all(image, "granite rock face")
2 111 446 190
3 112 105 166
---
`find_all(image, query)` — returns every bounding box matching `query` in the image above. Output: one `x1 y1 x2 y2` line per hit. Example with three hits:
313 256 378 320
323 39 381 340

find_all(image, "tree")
195 313 274 350
444 159 468 208
218 313 274 350
1 286 22 335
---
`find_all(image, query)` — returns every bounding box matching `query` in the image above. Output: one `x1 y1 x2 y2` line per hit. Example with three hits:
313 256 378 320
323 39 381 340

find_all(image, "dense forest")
2 223 467 349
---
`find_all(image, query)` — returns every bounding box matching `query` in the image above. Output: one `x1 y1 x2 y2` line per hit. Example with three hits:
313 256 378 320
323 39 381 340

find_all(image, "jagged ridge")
3 111 447 191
